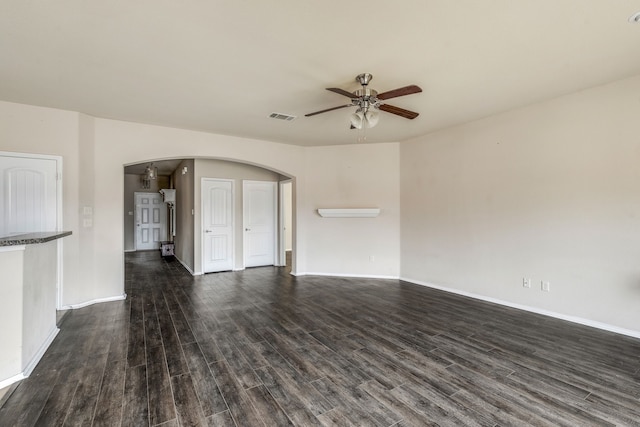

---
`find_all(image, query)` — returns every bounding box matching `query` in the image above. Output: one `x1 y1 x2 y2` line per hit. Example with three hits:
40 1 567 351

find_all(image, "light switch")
83 206 93 215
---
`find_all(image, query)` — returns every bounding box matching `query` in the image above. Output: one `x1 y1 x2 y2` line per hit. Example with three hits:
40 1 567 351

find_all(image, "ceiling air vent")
269 112 297 121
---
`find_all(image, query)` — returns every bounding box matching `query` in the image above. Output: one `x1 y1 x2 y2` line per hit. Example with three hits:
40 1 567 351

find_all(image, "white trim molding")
0 373 25 391
61 293 127 310
175 256 195 275
294 271 399 280
23 327 59 377
0 326 60 390
317 208 380 218
401 276 640 340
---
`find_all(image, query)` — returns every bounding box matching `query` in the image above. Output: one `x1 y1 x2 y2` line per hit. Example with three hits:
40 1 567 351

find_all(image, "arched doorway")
123 157 296 275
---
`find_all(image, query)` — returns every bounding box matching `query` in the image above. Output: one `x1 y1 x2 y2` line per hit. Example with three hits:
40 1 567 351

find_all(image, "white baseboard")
0 373 25 390
401 276 640 340
295 271 400 280
175 256 196 275
123 249 136 253
0 326 60 389
61 294 127 310
23 327 59 377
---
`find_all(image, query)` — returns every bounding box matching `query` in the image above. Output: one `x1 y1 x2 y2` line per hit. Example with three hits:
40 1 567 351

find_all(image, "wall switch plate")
523 278 531 288
541 281 550 292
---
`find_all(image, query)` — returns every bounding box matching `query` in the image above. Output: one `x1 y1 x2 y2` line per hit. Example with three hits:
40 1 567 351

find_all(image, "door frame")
242 180 277 269
201 178 235 273
133 191 167 251
0 151 64 308
278 179 292 267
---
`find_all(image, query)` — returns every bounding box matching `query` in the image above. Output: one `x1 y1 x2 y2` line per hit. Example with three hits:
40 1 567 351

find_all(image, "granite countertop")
0 231 72 246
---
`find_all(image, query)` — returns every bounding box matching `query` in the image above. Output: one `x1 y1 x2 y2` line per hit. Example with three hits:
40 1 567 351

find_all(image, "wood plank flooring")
1 251 640 426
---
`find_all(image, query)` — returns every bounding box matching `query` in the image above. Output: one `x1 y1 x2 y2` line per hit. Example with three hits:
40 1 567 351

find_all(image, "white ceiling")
2 1 640 147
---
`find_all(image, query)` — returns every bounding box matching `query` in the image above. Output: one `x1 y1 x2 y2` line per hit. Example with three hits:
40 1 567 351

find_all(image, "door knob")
205 230 212 233
245 228 251 231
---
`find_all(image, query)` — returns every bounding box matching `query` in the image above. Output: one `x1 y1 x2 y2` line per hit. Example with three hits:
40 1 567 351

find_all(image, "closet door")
202 178 234 272
0 154 58 236
243 180 276 268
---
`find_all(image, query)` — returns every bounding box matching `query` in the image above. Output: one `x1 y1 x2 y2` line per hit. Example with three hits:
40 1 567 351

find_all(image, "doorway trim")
278 179 293 267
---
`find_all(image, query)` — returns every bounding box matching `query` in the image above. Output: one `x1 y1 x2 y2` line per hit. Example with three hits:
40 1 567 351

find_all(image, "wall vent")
269 112 297 121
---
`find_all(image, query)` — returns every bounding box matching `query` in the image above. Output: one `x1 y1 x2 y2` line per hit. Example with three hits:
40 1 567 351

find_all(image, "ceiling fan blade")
326 87 357 98
378 103 419 119
305 104 352 117
377 85 422 100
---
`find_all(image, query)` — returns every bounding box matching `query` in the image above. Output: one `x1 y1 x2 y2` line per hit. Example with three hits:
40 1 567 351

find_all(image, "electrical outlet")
523 278 531 288
541 281 550 292
369 255 375 263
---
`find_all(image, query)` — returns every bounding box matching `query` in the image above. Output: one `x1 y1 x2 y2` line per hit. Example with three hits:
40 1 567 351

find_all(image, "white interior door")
202 179 234 273
0 155 58 236
135 192 166 250
0 152 63 308
243 180 276 268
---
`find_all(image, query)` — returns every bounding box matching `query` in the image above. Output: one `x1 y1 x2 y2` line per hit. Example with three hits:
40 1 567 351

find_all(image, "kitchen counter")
0 231 72 246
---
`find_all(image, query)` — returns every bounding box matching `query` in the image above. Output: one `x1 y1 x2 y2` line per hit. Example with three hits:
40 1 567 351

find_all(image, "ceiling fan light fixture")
350 110 364 129
350 108 379 130
364 110 379 128
305 73 421 129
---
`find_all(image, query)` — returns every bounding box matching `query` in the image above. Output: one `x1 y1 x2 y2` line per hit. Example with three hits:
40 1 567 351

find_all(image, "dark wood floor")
2 252 640 426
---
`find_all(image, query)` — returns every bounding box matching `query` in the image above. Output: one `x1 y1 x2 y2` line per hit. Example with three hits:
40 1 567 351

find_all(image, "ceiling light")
141 163 158 189
350 110 364 129
350 108 379 130
144 164 158 180
365 110 379 128
628 12 640 23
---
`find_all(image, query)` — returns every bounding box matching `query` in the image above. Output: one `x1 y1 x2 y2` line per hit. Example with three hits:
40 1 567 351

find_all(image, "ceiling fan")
305 73 422 129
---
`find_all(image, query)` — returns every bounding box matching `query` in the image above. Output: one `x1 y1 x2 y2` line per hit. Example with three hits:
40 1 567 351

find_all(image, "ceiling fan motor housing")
354 88 379 107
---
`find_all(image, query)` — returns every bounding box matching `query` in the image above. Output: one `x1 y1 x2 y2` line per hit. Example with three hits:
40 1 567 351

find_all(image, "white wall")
401 75 640 334
302 143 401 278
0 101 89 306
172 159 195 271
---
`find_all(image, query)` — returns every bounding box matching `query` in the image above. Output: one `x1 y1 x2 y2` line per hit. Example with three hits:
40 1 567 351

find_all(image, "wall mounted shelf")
317 208 380 218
